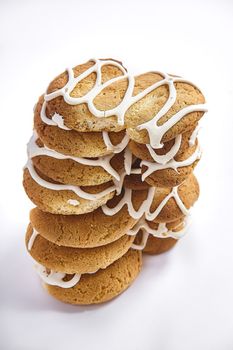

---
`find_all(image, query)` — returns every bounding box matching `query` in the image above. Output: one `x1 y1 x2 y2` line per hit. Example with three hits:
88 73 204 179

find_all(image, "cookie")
43 249 142 305
26 223 134 274
129 128 198 162
30 197 138 248
149 173 199 222
23 167 115 215
143 219 184 254
102 174 199 223
34 96 127 158
143 235 177 255
129 128 200 187
45 60 126 132
125 73 206 146
31 138 125 187
42 59 207 145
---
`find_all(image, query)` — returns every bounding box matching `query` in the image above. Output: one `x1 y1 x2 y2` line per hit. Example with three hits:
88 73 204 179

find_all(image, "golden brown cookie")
26 223 134 274
100 174 199 223
129 128 199 187
44 60 205 138
32 138 124 187
149 173 199 222
125 72 205 144
46 60 126 132
30 197 138 248
23 167 115 215
143 235 177 255
132 218 184 254
34 96 127 158
43 249 142 305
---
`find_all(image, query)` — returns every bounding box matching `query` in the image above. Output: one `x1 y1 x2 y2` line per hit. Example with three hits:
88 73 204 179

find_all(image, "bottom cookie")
143 235 177 255
42 249 142 305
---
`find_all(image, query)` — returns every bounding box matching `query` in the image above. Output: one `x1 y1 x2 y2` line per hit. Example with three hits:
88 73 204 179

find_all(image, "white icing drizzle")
25 132 134 200
102 131 129 153
131 231 149 251
40 101 71 130
34 263 81 288
102 186 155 219
189 124 201 146
67 199 80 206
27 229 39 251
124 146 133 175
141 144 202 181
137 99 207 149
146 186 189 221
130 217 189 250
28 132 121 181
27 58 204 229
146 134 182 165
102 182 189 222
41 58 207 148
25 158 116 201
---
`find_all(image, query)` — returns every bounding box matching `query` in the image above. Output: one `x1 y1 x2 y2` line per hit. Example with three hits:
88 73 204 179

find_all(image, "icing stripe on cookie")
42 58 207 148
141 144 202 181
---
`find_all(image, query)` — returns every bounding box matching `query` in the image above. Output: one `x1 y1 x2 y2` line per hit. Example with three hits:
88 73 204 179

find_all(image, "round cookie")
43 249 142 305
45 60 126 132
32 138 125 187
125 72 205 145
43 60 206 138
30 197 138 248
129 128 199 187
34 96 127 158
23 167 115 215
26 223 134 274
149 173 199 222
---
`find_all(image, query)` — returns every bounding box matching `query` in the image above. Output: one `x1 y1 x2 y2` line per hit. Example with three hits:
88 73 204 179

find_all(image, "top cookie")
40 58 207 148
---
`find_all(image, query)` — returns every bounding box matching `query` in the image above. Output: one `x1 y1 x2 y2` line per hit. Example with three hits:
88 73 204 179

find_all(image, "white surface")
0 0 233 349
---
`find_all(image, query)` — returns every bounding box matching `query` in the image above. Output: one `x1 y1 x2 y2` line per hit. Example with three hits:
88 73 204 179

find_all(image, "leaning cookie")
149 173 199 222
143 219 185 254
30 197 138 248
23 166 115 215
129 129 201 187
125 72 206 146
34 96 127 158
102 174 199 223
42 249 142 305
30 137 125 187
45 60 127 132
42 59 207 145
26 223 134 274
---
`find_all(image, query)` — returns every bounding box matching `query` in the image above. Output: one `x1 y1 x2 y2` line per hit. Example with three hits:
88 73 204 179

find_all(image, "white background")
1 0 233 349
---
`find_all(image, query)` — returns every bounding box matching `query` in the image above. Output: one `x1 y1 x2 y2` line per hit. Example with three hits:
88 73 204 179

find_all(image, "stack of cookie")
23 58 207 305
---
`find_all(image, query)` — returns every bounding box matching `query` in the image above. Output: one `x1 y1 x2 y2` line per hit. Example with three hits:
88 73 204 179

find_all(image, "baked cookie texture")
23 168 115 215
44 249 142 305
26 224 135 274
23 58 207 305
